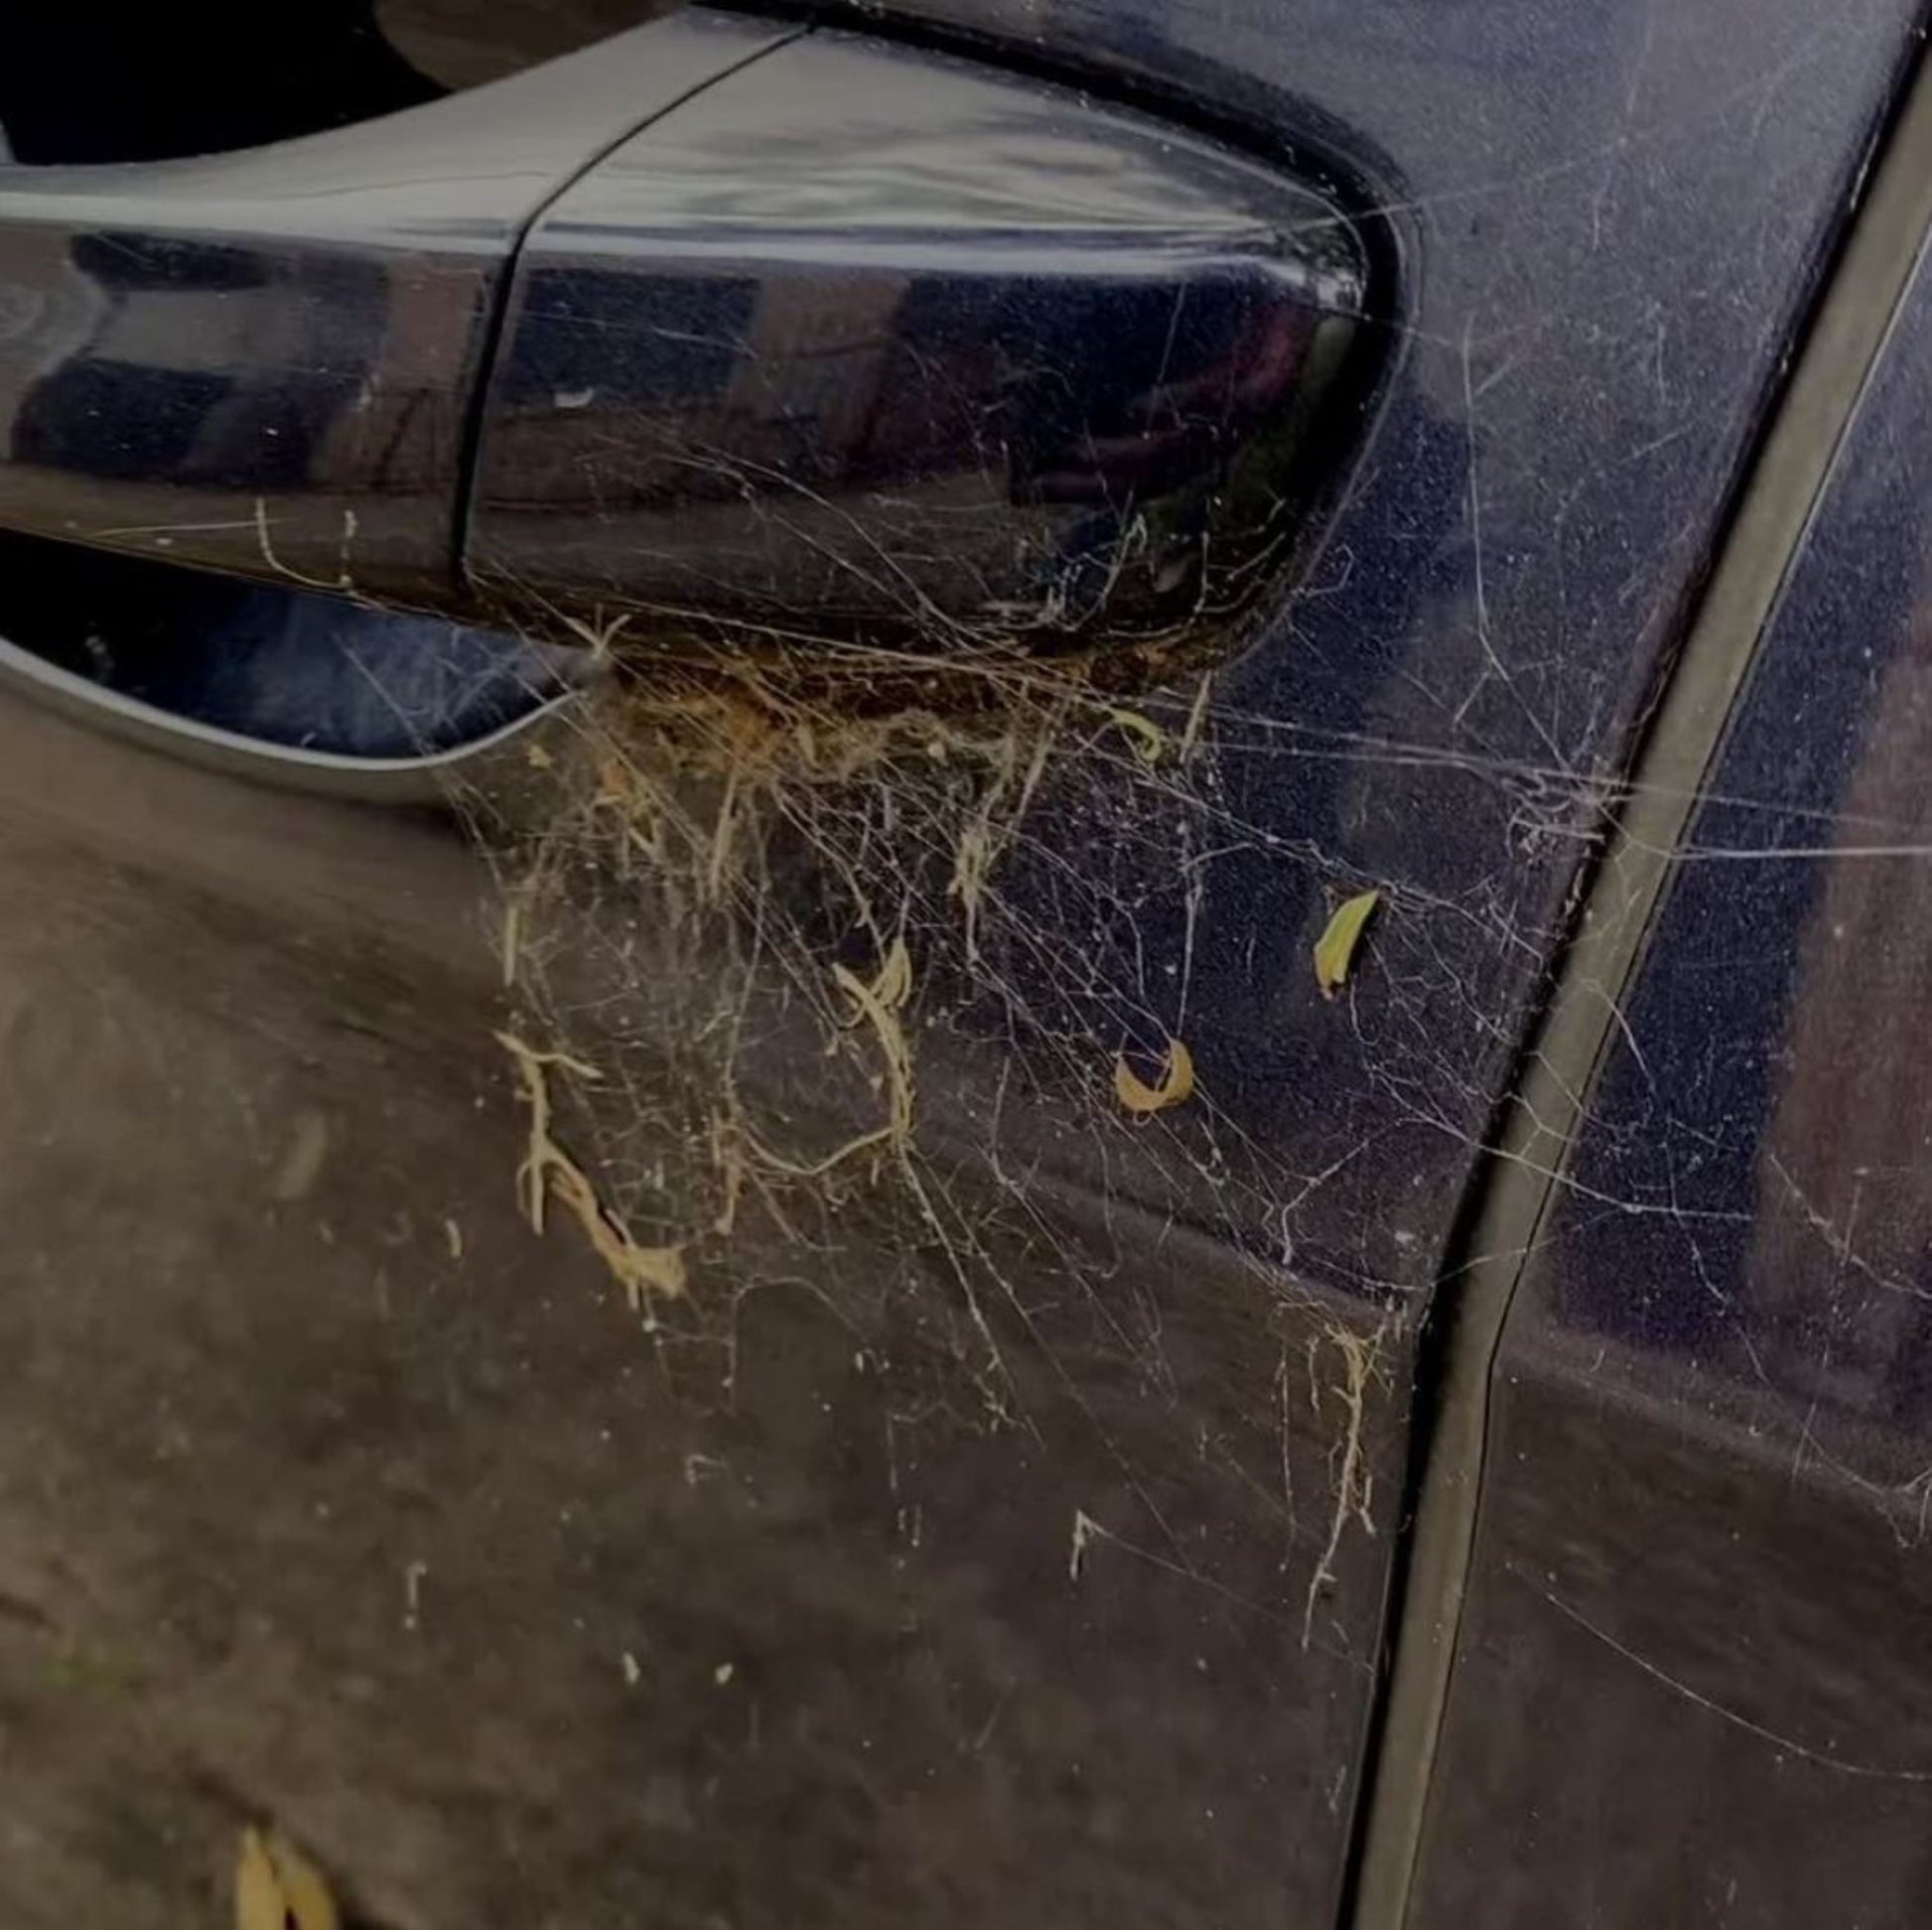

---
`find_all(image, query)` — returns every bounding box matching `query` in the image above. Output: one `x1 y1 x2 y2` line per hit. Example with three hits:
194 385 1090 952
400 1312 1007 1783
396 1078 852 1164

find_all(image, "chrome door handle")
0 13 1379 662
469 29 1377 657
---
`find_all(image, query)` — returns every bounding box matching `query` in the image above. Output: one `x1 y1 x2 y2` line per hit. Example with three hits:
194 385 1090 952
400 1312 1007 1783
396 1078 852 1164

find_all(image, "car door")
1396 60 1932 1930
0 3 1921 1927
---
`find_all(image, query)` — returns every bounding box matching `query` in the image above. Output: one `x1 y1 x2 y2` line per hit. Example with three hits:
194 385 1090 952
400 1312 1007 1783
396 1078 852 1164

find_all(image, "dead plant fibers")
469 630 1391 1629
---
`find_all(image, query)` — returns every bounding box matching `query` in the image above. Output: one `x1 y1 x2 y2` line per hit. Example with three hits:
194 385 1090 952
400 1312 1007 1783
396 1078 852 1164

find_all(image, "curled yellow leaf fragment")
1105 707 1167 765
235 1826 340 1930
1114 1036 1195 1114
1313 889 1382 1000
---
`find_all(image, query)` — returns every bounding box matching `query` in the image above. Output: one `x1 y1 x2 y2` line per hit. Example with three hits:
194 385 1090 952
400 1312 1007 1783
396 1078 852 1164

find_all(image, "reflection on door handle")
470 29 1375 656
0 10 791 602
0 12 1378 664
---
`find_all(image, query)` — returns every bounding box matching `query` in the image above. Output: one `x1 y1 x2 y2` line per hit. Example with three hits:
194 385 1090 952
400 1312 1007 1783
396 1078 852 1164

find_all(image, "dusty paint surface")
0 698 1395 1927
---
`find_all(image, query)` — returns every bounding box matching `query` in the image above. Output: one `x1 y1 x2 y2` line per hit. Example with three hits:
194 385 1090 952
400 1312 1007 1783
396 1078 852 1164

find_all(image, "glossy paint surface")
792 0 1922 1289
471 30 1373 650
0 10 785 598
458 6 1930 1920
1409 231 1932 1927
759 0 1925 1918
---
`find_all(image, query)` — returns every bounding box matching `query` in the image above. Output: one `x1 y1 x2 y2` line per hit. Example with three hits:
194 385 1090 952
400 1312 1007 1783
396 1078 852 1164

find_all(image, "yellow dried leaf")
235 1826 340 1930
1106 707 1167 765
1114 1037 1195 1114
1313 890 1381 1000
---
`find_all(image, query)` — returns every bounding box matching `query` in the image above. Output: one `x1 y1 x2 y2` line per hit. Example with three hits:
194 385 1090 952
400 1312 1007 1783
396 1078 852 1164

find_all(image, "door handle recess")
0 12 1376 664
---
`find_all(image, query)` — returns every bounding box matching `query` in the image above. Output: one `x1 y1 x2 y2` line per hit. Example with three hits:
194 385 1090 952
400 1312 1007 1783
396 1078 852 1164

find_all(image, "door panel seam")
1341 22 1932 1929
